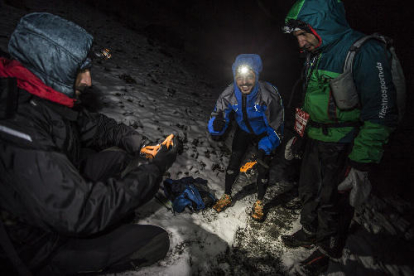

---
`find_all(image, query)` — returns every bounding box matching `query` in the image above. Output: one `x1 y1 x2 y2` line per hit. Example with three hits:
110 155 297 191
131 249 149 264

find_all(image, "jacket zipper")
242 94 255 134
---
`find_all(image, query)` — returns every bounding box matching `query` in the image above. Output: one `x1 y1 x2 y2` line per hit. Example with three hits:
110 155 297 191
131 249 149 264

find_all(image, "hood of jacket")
232 54 263 100
8 12 93 98
285 0 351 51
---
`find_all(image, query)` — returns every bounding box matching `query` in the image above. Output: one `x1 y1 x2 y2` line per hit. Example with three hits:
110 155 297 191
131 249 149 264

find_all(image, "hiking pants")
299 138 354 243
225 127 270 200
41 149 170 275
40 224 169 275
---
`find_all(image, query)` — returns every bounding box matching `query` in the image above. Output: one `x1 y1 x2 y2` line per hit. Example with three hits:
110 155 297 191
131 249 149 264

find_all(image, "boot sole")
281 236 315 249
213 202 232 213
251 216 265 222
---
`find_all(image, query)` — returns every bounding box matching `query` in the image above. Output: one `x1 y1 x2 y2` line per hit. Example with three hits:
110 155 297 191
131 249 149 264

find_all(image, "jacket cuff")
348 159 372 172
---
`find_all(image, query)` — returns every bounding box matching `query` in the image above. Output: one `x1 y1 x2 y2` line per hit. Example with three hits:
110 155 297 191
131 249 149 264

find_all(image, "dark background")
82 0 414 199
4 0 413 199
82 0 413 99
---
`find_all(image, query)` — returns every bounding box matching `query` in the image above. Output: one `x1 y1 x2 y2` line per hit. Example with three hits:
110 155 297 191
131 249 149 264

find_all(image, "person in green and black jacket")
280 0 398 273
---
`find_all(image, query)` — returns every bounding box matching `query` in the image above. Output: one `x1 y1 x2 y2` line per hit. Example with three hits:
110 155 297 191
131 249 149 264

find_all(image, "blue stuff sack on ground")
163 177 216 213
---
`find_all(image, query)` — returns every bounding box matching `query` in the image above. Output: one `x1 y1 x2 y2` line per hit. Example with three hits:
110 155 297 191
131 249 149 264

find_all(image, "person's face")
74 69 92 98
235 68 256 94
293 29 319 53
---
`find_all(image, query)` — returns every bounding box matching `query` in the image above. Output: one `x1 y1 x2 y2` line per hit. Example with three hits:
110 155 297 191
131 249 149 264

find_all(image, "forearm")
258 128 281 154
81 113 142 153
348 121 394 164
9 149 162 236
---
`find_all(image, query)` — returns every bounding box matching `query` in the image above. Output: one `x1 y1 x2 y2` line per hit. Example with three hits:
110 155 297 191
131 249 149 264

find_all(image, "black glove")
284 135 306 160
213 112 226 132
152 136 180 172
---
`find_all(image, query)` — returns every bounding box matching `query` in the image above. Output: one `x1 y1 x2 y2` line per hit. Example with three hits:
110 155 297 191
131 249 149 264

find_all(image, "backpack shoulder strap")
0 77 19 119
343 33 390 72
343 33 406 121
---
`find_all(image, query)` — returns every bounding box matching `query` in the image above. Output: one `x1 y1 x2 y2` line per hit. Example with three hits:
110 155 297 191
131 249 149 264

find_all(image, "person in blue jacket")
208 54 284 221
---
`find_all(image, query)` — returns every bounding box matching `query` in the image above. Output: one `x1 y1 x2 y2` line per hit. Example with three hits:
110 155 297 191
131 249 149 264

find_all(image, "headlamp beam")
236 65 251 77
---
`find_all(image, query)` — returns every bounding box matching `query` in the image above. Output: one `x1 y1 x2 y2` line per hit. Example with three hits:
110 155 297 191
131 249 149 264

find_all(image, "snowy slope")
1 1 413 276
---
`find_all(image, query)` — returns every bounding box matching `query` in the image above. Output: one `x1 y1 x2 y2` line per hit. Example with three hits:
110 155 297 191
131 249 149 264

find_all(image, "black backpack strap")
0 218 33 276
0 77 19 119
308 120 362 136
343 33 390 73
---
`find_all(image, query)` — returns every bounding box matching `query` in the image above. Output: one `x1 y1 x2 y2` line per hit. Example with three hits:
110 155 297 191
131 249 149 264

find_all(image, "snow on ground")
1 1 413 276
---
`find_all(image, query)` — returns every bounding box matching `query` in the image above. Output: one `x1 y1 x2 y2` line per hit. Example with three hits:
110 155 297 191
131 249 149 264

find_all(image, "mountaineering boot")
317 235 345 260
213 194 232 212
281 228 316 248
251 200 265 222
296 249 329 276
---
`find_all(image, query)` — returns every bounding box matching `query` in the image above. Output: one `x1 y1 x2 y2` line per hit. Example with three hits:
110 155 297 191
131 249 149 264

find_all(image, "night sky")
84 0 413 112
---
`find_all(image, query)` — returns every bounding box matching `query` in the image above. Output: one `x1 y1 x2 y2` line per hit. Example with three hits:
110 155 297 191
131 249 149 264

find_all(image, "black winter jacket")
0 80 164 269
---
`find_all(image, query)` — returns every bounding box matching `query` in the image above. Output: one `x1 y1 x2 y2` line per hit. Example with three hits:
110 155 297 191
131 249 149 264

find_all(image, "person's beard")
74 86 104 112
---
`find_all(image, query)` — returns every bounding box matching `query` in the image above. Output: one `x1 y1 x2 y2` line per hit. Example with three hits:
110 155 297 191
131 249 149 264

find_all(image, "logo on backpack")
376 62 389 119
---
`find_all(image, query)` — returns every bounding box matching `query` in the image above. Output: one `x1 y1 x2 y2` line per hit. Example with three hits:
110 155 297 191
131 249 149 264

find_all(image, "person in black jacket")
0 13 178 275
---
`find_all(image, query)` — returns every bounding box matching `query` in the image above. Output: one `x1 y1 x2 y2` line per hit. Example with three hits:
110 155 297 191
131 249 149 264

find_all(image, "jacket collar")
0 58 76 108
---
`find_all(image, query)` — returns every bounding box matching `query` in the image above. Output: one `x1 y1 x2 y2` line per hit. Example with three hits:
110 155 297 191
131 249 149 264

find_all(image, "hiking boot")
317 235 345 260
283 197 302 210
297 249 329 276
213 194 232 212
251 200 265 222
281 228 316 248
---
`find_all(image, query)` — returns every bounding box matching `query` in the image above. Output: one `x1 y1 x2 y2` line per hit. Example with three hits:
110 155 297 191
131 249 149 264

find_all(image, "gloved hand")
213 112 226 132
337 167 372 207
284 136 306 160
151 136 180 172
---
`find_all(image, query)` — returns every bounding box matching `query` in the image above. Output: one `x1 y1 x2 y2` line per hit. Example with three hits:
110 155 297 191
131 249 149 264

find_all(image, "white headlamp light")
237 65 250 76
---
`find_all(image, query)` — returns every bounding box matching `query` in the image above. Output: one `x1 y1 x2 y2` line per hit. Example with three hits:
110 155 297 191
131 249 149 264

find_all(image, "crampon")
140 134 174 159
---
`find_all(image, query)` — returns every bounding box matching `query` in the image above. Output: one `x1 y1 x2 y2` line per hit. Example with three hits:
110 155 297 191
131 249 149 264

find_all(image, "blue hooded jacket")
208 54 284 154
8 12 93 98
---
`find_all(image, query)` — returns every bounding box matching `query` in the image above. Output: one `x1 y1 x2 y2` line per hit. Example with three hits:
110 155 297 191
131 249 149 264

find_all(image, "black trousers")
44 149 170 275
299 138 354 242
225 127 271 200
2 149 170 275
41 224 169 275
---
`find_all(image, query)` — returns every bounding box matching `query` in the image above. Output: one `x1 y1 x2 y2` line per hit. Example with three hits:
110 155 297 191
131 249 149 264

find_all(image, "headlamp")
79 47 112 71
236 65 251 76
282 19 310 34
92 48 112 61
